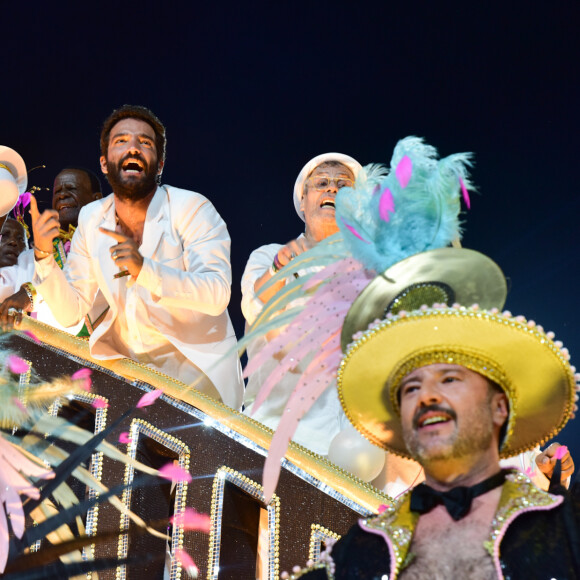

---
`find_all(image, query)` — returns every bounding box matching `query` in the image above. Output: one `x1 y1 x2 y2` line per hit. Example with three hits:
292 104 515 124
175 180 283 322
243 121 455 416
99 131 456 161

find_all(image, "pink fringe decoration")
246 259 373 501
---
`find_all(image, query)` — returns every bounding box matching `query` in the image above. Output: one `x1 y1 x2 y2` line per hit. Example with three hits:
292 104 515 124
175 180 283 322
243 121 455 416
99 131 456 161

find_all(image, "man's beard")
105 154 158 202
402 402 494 464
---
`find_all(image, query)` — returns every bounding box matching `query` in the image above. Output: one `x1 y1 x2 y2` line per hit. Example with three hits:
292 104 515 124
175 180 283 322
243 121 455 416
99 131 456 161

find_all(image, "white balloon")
328 424 385 482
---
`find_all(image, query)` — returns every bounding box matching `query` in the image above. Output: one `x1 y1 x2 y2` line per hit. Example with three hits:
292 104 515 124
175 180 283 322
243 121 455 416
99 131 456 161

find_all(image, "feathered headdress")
241 136 474 500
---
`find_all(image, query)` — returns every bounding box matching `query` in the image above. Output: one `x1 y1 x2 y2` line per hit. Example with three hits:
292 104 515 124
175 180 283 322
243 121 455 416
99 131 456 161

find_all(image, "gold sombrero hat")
338 304 578 460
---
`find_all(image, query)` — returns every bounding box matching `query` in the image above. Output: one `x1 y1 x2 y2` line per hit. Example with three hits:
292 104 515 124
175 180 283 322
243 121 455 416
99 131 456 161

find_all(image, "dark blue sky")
2 1 579 458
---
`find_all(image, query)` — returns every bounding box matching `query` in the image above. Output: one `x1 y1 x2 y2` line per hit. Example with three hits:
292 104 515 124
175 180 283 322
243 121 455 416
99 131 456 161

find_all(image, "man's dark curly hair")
100 105 166 165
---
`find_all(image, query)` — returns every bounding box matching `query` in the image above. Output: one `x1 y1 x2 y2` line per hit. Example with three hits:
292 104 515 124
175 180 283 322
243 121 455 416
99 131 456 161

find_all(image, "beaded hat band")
340 247 508 352
337 305 578 460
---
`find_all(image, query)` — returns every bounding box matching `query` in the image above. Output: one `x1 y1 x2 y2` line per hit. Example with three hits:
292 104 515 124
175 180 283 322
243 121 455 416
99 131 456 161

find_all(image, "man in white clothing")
241 153 362 453
0 218 32 303
0 167 103 335
6 105 243 408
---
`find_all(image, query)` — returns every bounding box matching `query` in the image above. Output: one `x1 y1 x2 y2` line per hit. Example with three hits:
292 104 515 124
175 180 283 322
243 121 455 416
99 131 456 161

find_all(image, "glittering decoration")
48 390 108 559
308 523 341 563
208 466 280 580
117 419 190 580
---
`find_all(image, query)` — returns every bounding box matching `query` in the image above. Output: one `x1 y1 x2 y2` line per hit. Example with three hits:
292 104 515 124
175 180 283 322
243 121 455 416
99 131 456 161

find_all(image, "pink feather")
170 507 211 533
340 218 371 243
159 462 192 483
3 485 24 537
395 155 412 188
137 389 163 408
175 548 199 578
72 368 91 380
119 432 133 444
92 398 108 409
459 176 470 209
0 438 54 481
72 368 92 391
248 264 370 415
21 330 41 343
12 397 27 414
7 355 29 374
378 187 395 222
255 266 372 500
0 507 8 573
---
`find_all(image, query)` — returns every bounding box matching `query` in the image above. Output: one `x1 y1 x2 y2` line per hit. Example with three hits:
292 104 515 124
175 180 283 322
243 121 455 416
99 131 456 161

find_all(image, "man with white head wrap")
241 153 362 454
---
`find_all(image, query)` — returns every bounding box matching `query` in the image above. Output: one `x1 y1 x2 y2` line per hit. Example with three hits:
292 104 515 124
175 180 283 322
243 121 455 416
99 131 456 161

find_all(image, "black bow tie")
410 470 506 521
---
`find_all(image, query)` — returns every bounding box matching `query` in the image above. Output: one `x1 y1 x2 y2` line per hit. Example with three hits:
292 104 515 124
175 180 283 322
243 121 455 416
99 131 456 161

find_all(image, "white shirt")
33 185 244 409
0 249 34 302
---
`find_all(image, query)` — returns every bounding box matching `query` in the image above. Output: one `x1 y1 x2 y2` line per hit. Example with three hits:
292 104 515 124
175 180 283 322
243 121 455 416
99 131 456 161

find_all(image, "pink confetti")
554 445 568 461
159 462 192 483
137 389 163 408
171 507 211 533
175 548 198 578
119 432 133 444
92 398 108 409
378 504 389 514
459 176 470 209
378 187 395 222
72 368 91 380
12 397 27 414
525 466 535 478
8 355 29 374
395 155 412 188
22 330 41 344
340 218 370 244
72 368 92 391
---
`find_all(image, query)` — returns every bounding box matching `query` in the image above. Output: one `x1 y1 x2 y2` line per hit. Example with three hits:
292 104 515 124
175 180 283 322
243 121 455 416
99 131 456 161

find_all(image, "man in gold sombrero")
289 303 580 579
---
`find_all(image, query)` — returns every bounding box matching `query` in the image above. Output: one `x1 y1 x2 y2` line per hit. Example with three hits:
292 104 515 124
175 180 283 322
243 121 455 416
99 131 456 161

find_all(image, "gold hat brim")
337 307 576 460
341 247 508 352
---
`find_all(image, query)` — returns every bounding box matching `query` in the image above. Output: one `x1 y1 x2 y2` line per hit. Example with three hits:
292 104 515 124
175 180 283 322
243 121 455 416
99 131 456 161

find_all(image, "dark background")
2 1 579 464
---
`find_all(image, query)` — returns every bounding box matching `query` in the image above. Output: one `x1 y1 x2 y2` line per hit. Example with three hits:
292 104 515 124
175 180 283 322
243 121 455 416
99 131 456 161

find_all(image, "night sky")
2 1 579 462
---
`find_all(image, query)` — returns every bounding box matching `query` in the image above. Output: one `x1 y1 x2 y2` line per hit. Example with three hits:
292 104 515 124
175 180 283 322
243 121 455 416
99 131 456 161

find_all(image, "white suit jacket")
34 185 243 409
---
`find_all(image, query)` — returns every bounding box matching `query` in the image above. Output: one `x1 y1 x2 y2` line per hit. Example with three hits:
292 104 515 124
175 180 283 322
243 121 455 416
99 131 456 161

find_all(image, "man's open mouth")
320 198 335 209
121 158 145 174
417 412 453 429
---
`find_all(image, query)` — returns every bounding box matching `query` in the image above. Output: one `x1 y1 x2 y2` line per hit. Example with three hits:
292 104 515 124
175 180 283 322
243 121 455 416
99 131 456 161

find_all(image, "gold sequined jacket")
290 470 580 579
